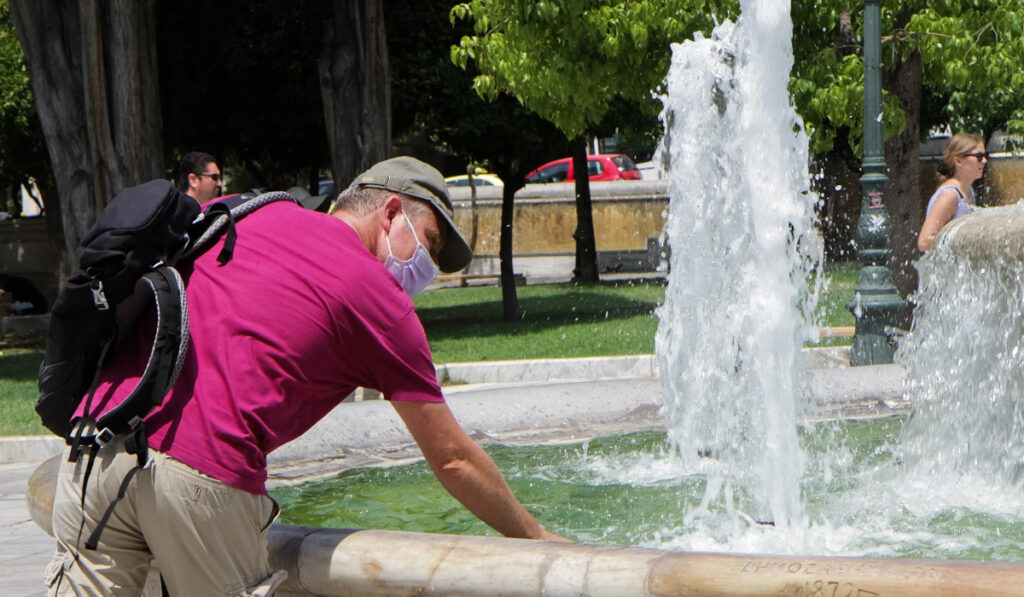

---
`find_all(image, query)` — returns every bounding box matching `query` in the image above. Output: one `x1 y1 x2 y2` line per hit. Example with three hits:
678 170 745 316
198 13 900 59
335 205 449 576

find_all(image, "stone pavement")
1 461 53 597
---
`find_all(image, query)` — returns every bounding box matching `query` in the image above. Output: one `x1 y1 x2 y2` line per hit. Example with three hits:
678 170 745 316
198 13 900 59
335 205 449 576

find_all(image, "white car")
444 173 503 187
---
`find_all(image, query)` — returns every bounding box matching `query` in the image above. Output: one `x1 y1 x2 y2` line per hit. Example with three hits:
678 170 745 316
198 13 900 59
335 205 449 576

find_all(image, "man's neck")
333 210 379 256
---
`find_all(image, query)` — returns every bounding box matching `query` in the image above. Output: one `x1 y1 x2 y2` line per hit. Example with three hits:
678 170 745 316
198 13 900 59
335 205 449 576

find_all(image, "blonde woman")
917 133 987 251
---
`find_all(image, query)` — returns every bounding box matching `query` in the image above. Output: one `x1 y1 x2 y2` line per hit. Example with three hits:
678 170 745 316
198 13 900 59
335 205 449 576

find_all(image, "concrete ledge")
805 364 907 420
436 346 852 387
0 435 63 464
437 354 659 386
265 526 1024 597
266 376 665 484
269 348 898 484
0 348 869 467
24 460 1024 597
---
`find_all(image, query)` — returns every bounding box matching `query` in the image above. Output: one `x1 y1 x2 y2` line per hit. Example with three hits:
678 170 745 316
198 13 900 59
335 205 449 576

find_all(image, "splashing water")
654 0 822 534
897 203 1024 488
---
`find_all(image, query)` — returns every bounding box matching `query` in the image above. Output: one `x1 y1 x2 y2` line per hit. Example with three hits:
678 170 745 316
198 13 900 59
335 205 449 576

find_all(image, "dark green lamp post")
847 0 906 365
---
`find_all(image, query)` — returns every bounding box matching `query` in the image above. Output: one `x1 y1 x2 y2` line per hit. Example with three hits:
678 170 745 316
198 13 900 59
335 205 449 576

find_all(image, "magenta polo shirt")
78 202 444 494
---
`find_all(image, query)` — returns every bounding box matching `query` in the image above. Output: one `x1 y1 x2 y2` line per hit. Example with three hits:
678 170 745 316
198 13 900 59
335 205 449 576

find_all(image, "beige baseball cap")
348 157 472 273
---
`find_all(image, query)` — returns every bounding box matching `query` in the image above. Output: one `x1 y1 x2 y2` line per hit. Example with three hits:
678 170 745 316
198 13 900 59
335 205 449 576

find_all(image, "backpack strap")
83 423 150 551
85 459 144 550
184 191 298 264
67 266 185 549
202 201 238 265
84 267 190 441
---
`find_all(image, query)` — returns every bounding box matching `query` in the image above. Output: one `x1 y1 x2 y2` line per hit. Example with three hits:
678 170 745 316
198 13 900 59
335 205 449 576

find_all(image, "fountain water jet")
898 202 1024 486
655 0 821 532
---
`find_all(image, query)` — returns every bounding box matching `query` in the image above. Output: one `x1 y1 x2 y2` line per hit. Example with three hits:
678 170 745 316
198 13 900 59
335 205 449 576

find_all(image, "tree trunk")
883 47 923 307
319 0 390 188
10 0 162 275
571 138 599 283
498 182 519 321
811 143 860 263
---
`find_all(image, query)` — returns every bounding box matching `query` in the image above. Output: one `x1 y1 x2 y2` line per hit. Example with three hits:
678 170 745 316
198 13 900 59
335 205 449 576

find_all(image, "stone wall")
449 180 669 279
450 182 669 255
0 217 59 303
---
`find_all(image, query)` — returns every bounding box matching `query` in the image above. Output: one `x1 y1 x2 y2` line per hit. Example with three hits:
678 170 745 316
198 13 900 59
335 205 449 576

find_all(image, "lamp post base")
847 265 907 365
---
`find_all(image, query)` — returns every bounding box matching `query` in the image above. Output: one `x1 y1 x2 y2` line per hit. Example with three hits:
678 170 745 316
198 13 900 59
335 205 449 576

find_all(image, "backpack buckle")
94 427 115 446
90 279 110 311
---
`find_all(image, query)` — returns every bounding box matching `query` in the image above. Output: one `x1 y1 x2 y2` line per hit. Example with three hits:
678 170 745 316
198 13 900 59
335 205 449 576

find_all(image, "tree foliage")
0 0 49 208
449 0 730 284
452 0 1024 160
791 0 1024 156
451 0 727 140
910 1 1024 146
389 0 570 177
448 0 1024 302
789 0 1024 298
389 0 572 318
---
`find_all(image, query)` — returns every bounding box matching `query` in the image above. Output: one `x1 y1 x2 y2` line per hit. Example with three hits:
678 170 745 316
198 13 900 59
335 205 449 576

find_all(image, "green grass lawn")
0 349 45 435
414 279 666 363
0 268 858 436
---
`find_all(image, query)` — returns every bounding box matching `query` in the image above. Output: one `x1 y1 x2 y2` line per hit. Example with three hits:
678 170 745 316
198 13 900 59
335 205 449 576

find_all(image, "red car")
525 154 642 183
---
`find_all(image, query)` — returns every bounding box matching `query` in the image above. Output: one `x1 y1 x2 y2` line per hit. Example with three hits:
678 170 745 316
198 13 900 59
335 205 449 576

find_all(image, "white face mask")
384 211 439 296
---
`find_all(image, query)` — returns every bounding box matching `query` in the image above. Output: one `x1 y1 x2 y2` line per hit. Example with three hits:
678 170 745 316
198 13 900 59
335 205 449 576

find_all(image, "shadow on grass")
0 350 44 382
418 284 663 344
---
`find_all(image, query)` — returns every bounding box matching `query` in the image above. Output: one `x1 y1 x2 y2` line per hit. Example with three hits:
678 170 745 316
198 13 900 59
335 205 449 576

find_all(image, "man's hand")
391 399 570 542
538 529 573 542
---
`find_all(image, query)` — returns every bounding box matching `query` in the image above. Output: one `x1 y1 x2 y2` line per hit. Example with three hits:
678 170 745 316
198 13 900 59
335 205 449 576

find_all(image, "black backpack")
35 179 296 549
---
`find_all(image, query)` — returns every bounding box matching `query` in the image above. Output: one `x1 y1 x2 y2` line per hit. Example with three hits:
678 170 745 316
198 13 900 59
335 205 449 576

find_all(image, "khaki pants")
46 442 286 596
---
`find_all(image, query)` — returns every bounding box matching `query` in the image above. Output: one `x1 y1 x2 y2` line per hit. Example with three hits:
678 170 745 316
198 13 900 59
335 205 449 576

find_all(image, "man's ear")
381 195 404 232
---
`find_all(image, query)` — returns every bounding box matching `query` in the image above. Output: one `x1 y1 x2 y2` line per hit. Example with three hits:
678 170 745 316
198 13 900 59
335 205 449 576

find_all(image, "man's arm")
390 399 567 541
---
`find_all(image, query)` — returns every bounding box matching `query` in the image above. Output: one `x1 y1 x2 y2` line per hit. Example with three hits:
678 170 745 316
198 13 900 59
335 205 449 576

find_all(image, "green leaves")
452 0 726 139
791 0 1024 155
907 0 1024 144
452 0 1024 154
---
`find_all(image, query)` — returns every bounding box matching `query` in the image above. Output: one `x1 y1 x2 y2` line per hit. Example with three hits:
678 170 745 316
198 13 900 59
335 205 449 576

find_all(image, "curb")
437 354 658 386
0 348 856 465
0 434 63 465
435 345 852 386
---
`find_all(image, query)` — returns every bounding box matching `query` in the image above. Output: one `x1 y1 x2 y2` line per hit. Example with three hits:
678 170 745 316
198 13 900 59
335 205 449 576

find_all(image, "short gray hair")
330 186 430 219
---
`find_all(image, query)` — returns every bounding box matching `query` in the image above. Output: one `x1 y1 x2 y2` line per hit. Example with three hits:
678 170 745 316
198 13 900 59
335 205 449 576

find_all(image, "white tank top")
925 184 975 220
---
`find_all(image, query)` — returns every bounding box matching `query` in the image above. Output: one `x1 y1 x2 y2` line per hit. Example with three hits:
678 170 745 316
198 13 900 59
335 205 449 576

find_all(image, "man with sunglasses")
176 151 223 205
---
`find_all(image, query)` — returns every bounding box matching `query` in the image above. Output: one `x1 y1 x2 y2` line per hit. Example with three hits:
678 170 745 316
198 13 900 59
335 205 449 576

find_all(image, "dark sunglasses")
961 152 989 161
197 172 223 182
